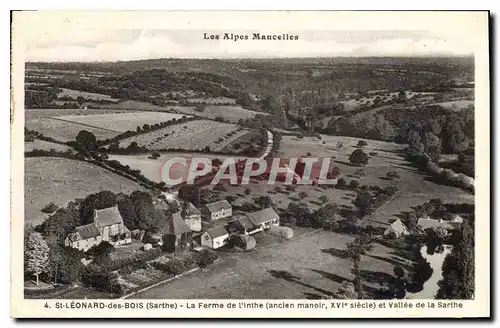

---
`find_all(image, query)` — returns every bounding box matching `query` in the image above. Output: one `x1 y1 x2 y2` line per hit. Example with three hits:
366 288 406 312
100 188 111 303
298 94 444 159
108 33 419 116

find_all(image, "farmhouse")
65 223 103 252
201 200 232 221
181 202 202 232
161 211 193 253
201 226 230 249
383 219 408 238
227 214 259 235
417 216 463 231
65 205 131 251
246 207 280 233
93 206 132 246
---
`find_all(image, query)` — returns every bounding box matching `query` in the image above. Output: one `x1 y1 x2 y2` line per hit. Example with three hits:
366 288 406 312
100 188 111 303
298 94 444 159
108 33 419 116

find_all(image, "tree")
334 281 359 299
25 232 50 285
353 190 375 217
345 237 373 298
40 202 81 244
253 196 273 209
357 140 368 147
75 130 97 151
407 129 421 146
423 132 441 162
319 195 328 204
129 191 161 231
79 191 118 224
336 178 347 189
436 221 474 299
178 185 201 208
349 149 369 166
76 96 85 107
298 191 308 200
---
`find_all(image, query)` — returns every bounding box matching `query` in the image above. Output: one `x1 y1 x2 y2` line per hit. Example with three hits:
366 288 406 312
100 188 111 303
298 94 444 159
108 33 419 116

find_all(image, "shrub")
41 202 59 214
298 191 308 200
349 149 369 166
319 195 328 204
348 180 360 190
244 187 252 195
194 249 219 267
357 140 368 147
336 178 347 189
267 226 293 239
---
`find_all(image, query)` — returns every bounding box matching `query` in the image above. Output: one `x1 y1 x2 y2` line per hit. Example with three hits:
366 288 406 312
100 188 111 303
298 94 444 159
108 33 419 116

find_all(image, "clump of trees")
349 149 369 166
436 221 474 299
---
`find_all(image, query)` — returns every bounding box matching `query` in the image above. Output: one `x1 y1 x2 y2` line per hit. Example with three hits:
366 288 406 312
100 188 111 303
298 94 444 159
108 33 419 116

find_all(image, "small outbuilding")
201 226 230 249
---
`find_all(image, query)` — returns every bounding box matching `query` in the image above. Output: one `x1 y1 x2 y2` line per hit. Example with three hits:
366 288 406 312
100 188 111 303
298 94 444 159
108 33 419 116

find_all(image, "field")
340 91 438 111
172 105 266 123
25 108 130 121
24 140 71 152
434 100 474 111
102 100 191 112
130 228 406 299
55 112 190 133
188 96 237 104
119 119 246 151
25 117 119 142
58 88 120 102
109 153 246 185
25 157 145 224
214 134 471 223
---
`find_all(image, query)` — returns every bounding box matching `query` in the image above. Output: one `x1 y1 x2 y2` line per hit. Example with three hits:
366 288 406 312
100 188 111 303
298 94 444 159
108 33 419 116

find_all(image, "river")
406 245 453 299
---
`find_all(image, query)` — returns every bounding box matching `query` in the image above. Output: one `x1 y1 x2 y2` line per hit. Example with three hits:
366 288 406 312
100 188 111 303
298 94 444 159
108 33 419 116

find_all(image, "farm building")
201 226 230 249
181 201 202 232
201 199 232 221
161 211 193 253
227 214 259 235
417 216 463 231
64 223 103 252
93 206 132 246
65 205 131 251
246 207 280 233
383 219 408 238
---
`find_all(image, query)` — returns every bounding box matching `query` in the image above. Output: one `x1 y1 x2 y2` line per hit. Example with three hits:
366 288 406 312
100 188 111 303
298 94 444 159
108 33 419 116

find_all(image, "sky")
16 12 479 62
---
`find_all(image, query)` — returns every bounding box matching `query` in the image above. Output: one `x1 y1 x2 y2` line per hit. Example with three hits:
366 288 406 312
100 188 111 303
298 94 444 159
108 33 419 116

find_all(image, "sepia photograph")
10 10 490 318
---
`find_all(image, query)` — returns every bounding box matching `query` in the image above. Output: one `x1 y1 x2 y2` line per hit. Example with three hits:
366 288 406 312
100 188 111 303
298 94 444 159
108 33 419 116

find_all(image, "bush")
386 171 400 179
298 191 308 200
194 249 219 267
267 226 293 239
41 202 59 214
349 149 369 166
357 140 368 147
336 178 347 189
348 180 360 190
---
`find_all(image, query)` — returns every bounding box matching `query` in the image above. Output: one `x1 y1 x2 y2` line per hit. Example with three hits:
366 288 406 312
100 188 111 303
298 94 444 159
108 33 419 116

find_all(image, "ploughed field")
118 119 247 151
24 157 144 225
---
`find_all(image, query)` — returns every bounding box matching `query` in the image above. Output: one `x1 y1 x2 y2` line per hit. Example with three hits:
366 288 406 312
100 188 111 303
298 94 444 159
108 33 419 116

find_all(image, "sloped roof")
387 219 407 233
236 216 255 230
183 202 201 216
203 200 231 213
94 206 123 227
73 223 101 240
417 218 455 230
206 226 229 238
246 207 279 226
161 211 192 235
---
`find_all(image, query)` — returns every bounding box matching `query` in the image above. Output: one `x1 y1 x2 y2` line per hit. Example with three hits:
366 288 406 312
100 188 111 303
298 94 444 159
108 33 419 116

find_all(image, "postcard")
11 10 490 318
